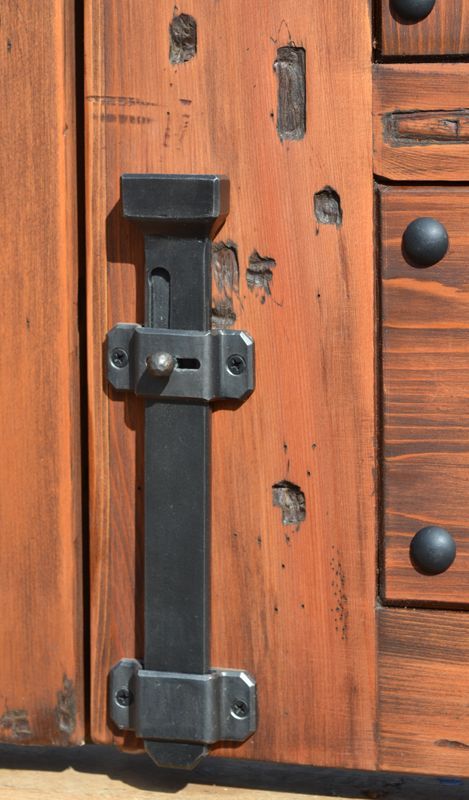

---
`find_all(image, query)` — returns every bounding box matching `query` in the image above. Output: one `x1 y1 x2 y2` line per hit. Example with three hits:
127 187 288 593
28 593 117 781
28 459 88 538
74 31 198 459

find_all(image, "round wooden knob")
402 217 449 268
391 0 436 23
410 526 456 575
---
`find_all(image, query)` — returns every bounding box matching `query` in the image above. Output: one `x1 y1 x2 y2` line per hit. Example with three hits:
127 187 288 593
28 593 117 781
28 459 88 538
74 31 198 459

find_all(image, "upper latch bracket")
107 324 255 402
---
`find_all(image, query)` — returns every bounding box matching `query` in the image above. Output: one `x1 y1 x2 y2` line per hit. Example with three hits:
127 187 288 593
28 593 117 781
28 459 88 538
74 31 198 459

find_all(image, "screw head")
226 354 246 376
410 526 456 575
402 217 449 268
146 351 175 377
115 687 133 707
111 347 129 369
230 699 249 719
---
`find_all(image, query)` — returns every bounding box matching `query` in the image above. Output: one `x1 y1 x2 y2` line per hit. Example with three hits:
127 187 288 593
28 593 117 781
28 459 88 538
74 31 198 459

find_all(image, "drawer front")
379 0 469 56
374 64 469 182
380 186 469 605
379 608 469 774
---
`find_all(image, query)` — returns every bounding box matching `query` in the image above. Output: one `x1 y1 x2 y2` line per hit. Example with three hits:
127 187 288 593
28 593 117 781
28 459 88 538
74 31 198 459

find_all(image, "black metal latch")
106 174 257 770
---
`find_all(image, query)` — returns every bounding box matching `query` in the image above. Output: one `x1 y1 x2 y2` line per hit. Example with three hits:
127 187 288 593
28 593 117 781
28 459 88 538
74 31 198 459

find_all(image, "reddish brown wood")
86 0 377 767
373 64 469 182
0 1 84 743
380 186 469 605
379 608 469 776
379 0 469 56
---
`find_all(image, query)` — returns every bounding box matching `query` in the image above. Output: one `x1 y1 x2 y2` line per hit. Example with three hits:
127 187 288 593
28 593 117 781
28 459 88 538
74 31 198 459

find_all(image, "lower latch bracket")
110 659 257 746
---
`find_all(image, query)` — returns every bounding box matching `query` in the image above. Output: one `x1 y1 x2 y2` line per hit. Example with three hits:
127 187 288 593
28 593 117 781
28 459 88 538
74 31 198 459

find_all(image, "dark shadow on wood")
0 745 467 797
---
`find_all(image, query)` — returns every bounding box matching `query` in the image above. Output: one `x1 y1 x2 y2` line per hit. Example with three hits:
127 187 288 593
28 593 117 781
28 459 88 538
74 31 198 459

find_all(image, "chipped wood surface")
0 1 84 743
379 0 469 56
373 64 469 181
85 0 376 767
379 186 469 605
383 110 469 146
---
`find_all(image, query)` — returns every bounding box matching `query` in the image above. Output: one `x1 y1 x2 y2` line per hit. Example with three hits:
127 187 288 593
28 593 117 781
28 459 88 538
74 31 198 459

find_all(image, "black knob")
410 526 456 575
402 217 449 268
391 0 436 23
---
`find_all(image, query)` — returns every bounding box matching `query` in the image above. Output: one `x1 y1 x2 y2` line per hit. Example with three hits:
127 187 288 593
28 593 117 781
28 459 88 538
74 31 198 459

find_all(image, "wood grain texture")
380 187 469 605
379 608 469 776
379 0 469 55
0 2 84 743
373 64 469 181
85 0 376 766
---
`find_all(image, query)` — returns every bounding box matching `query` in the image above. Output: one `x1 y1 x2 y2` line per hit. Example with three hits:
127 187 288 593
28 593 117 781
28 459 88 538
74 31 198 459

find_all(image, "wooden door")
85 0 376 768
0 1 84 744
84 0 469 778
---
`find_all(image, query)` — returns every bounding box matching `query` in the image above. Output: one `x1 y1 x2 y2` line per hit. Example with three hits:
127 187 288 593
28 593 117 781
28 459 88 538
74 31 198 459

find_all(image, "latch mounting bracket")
109 659 256 745
107 324 254 401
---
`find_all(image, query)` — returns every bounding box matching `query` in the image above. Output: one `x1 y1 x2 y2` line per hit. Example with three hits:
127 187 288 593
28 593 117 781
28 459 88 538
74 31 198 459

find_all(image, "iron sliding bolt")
106 174 257 770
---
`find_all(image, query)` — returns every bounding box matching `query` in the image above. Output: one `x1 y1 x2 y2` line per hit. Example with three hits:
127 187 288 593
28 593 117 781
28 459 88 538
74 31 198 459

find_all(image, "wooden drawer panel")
379 0 469 56
379 608 469 776
374 64 469 182
380 186 469 605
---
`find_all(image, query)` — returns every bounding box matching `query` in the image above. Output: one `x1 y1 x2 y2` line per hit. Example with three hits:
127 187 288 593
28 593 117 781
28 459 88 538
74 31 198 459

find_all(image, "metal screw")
226 354 246 376
115 687 133 707
111 347 129 369
146 351 176 377
230 699 249 719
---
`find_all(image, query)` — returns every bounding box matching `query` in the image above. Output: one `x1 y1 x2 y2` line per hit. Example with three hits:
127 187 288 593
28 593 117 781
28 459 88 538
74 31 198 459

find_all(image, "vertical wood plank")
86 0 376 767
0 1 84 743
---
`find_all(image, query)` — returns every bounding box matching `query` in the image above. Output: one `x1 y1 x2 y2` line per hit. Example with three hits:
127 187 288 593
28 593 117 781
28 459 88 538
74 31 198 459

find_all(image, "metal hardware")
410 526 456 575
106 174 257 770
390 0 436 24
109 659 256 744
146 351 175 377
402 217 449 269
107 325 254 401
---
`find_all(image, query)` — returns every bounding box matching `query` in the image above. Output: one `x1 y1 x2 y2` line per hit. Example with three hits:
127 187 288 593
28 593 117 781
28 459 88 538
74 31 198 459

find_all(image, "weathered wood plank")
379 608 469 776
86 0 376 766
0 0 84 743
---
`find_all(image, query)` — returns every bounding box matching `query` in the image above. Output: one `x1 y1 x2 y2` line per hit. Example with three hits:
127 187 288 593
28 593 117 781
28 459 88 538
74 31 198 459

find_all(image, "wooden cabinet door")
84 0 469 778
